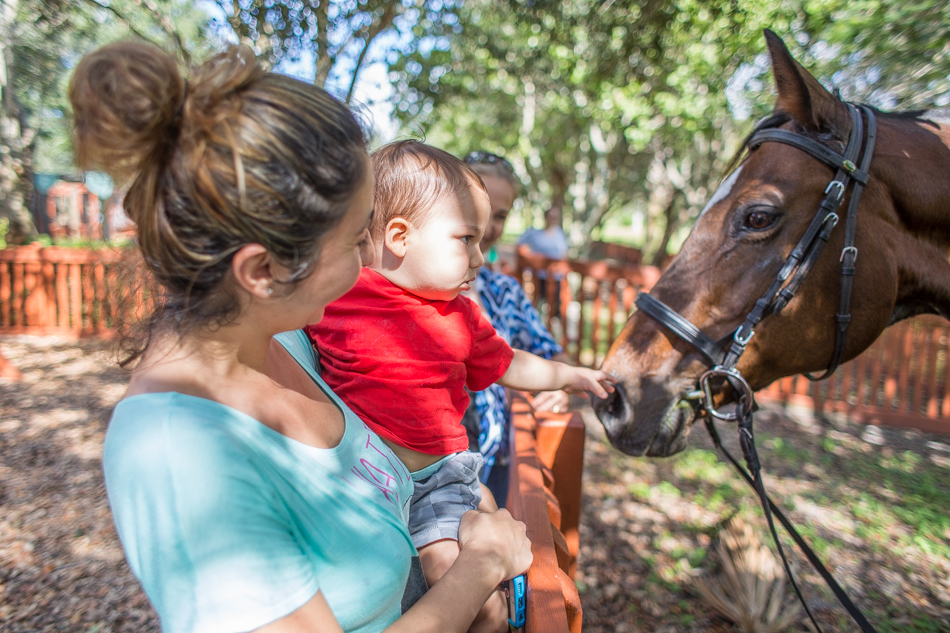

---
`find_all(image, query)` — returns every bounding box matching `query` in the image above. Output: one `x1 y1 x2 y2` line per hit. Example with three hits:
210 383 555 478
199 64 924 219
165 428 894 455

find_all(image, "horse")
594 30 950 458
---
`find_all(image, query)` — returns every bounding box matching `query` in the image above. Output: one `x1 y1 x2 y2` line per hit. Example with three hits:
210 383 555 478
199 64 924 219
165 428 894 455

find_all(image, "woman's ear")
231 244 274 299
384 217 411 259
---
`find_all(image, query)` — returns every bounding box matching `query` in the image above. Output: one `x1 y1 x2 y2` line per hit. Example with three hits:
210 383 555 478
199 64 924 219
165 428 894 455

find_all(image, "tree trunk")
650 191 680 267
0 0 38 245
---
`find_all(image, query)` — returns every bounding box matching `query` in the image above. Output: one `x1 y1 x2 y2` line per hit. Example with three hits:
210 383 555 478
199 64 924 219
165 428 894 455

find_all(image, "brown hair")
370 140 487 240
463 151 521 193
70 42 367 365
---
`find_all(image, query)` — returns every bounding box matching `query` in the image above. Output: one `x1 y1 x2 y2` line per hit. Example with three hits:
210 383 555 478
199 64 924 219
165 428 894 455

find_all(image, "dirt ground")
1 336 949 632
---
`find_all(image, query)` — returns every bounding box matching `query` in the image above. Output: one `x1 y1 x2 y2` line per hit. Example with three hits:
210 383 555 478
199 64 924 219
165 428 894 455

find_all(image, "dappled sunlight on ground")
2 336 949 632
0 336 156 632
577 405 950 632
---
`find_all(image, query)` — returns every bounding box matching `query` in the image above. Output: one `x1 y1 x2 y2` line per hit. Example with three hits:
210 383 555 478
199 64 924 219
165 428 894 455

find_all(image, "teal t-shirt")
104 330 416 633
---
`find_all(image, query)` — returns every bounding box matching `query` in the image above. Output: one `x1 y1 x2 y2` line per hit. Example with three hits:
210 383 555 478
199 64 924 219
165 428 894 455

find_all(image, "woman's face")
478 174 518 253
297 166 375 325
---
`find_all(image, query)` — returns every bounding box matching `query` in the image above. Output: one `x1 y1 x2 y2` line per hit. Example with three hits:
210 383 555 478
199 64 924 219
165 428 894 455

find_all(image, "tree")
0 0 214 244
212 0 462 101
390 0 950 261
0 0 38 243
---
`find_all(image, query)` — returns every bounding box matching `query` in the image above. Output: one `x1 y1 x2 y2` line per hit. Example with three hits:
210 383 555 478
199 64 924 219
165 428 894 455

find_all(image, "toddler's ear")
385 217 411 258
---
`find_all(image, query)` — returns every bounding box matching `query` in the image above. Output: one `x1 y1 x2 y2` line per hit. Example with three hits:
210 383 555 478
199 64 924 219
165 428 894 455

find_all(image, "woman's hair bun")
70 41 186 182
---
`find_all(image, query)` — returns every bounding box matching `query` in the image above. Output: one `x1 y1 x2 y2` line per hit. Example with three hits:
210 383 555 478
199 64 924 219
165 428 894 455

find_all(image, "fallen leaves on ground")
2 336 949 632
576 405 950 632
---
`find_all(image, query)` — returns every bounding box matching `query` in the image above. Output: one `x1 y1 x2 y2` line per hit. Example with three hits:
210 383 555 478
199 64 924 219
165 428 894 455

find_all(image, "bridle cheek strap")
631 104 879 633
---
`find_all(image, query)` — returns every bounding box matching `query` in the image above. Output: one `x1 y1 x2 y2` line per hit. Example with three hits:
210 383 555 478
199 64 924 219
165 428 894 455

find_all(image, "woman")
517 206 568 261
462 152 572 506
71 43 530 633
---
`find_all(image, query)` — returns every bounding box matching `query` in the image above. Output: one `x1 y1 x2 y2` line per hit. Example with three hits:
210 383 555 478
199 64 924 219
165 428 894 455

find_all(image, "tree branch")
79 0 166 51
312 0 332 87
130 0 191 64
345 2 400 103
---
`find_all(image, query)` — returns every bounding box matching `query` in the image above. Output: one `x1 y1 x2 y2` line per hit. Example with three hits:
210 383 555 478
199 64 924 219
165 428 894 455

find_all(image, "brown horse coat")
595 31 950 457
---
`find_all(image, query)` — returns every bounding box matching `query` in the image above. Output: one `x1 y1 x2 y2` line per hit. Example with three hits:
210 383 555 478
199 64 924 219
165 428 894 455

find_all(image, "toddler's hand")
561 367 616 399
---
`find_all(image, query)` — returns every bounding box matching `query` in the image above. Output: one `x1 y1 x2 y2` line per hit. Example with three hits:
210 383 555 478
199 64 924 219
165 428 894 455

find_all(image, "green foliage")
390 0 950 258
211 0 462 99
12 0 217 174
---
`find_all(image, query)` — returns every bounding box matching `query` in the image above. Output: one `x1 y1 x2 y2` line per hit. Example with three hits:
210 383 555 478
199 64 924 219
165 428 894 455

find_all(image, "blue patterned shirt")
473 268 562 480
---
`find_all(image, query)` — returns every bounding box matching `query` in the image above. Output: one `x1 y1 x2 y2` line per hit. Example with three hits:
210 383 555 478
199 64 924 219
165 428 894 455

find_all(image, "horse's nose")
593 383 631 433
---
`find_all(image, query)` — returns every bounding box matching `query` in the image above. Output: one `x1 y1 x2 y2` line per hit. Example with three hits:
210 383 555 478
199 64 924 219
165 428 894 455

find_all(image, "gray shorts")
408 451 483 549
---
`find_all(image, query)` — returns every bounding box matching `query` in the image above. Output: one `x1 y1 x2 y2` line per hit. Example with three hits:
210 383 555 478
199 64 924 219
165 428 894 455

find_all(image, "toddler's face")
400 185 491 301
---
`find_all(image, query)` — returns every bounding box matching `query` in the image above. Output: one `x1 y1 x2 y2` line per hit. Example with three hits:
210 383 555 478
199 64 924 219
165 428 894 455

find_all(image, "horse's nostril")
598 388 626 422
606 391 623 417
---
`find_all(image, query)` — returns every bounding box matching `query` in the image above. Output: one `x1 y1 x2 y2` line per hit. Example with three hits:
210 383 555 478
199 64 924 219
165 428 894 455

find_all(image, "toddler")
307 141 613 602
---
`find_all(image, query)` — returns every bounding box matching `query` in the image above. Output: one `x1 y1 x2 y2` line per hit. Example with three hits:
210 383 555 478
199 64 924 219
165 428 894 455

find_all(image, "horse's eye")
745 210 775 230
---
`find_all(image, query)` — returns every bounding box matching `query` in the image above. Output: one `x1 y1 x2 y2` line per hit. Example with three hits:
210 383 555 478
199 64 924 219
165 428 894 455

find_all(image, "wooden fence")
0 244 128 337
508 391 585 633
757 315 950 435
515 247 662 367
4 244 949 434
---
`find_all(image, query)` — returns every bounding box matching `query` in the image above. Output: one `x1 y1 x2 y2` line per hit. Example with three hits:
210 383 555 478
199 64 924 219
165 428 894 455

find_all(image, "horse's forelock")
724 113 791 175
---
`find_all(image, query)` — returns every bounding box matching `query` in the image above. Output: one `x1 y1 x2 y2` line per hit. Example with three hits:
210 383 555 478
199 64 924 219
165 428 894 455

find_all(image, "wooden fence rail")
0 244 126 337
757 315 950 435
508 391 585 633
4 244 950 437
516 247 662 367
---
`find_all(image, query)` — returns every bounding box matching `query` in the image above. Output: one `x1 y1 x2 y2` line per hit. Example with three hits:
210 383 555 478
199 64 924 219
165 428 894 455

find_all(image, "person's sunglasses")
464 151 515 174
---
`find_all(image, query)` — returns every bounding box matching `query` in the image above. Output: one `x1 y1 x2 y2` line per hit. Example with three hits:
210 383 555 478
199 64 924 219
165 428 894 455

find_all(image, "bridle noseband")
634 104 878 633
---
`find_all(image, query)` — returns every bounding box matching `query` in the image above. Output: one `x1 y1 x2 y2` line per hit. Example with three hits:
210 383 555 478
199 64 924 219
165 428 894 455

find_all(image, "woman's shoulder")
105 393 261 484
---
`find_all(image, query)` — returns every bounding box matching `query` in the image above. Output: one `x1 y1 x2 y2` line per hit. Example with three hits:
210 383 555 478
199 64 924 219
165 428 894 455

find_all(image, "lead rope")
703 397 878 633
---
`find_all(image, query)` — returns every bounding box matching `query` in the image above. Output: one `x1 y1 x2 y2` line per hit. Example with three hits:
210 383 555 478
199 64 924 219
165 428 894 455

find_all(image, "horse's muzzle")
593 379 697 457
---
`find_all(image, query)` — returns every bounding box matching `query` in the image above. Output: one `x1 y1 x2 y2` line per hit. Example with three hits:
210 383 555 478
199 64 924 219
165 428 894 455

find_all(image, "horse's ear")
764 29 845 132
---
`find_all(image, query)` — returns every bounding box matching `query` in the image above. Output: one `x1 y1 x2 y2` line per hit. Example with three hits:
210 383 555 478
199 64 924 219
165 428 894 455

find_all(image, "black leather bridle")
634 104 878 632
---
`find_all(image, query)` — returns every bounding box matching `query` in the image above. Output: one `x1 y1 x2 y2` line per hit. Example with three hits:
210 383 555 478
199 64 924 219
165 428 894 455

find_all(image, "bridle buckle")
734 327 755 346
825 180 845 201
840 246 858 263
699 366 755 421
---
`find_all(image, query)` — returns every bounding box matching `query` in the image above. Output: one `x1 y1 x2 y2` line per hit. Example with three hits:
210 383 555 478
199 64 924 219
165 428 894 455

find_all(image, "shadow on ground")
0 336 158 632
578 404 950 632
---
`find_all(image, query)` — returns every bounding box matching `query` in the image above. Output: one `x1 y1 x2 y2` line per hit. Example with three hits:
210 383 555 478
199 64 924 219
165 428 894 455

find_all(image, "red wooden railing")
515 247 661 366
508 391 585 633
758 315 950 434
0 244 127 337
4 244 949 434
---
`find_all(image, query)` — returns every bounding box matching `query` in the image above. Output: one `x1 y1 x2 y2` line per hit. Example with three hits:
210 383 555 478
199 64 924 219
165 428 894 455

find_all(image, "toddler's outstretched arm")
498 350 615 399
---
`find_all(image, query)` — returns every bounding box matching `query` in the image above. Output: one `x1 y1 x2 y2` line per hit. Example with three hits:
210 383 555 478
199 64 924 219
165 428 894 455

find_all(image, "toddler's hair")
370 140 487 240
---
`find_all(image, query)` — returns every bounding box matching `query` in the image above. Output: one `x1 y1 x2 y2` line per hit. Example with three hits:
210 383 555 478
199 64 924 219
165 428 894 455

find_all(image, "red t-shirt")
307 268 514 455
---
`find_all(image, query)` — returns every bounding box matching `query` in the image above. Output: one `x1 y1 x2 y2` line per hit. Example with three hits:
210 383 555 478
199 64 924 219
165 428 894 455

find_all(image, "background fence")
0 244 128 337
2 244 949 434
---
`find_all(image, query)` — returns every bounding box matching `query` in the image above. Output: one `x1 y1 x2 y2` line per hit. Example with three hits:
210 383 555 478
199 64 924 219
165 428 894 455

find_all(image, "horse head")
595 30 950 457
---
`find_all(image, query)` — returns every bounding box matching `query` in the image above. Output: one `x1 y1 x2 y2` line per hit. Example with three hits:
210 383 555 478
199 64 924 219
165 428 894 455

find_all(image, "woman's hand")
457 509 532 584
261 509 532 633
531 389 570 414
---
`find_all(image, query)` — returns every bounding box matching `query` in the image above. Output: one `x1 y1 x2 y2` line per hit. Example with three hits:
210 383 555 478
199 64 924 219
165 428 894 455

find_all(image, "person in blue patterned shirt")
463 151 573 506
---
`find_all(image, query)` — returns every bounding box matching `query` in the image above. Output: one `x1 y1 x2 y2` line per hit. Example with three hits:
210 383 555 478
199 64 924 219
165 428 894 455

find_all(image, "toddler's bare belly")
381 437 447 472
